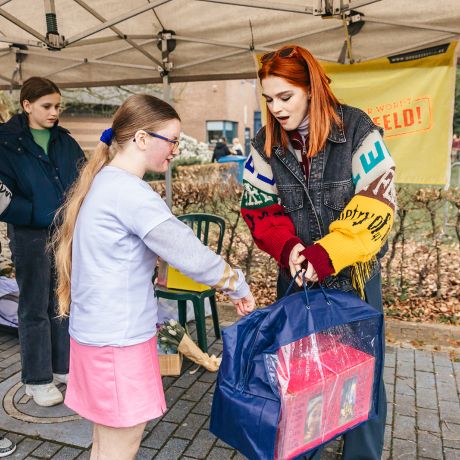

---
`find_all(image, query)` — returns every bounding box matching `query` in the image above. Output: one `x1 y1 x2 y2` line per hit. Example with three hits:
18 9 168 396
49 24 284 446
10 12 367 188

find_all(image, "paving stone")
397 348 414 363
183 428 216 458
215 438 232 448
172 368 201 389
0 337 17 351
416 370 436 389
383 366 395 385
30 441 62 458
51 446 83 460
162 399 195 424
141 421 177 449
416 388 438 410
394 392 416 417
439 400 460 424
415 350 434 372
207 342 223 356
397 361 414 379
383 425 392 451
232 453 248 460
386 401 394 423
435 365 456 383
174 413 207 439
192 393 213 416
381 450 390 460
0 346 20 361
205 446 234 459
0 361 21 379
4 433 25 445
145 416 161 431
0 333 16 345
182 381 212 402
416 408 441 433
198 371 218 384
164 386 186 407
437 381 459 402
134 447 156 460
444 447 460 459
433 352 452 368
417 431 443 459
384 352 395 368
395 376 415 396
0 353 20 370
393 414 416 441
392 438 416 459
154 438 189 460
441 422 460 449
75 452 90 460
386 383 394 402
7 438 42 458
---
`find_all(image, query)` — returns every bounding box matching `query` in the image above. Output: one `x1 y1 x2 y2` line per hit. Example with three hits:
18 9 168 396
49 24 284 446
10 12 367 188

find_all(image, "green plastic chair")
155 213 225 352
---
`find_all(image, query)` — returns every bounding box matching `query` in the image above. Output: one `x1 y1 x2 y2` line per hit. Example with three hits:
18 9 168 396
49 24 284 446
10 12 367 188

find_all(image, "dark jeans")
8 225 69 384
277 272 387 460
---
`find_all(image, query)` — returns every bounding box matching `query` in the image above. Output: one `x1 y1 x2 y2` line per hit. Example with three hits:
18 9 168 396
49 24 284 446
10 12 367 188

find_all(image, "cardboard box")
158 353 183 376
275 335 375 460
157 259 210 292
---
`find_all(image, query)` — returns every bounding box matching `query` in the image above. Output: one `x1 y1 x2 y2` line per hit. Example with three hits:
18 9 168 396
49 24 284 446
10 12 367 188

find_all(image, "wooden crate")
158 353 183 376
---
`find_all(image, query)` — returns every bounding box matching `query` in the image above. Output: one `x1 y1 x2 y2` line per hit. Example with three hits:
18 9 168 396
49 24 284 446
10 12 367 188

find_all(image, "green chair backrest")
178 213 225 255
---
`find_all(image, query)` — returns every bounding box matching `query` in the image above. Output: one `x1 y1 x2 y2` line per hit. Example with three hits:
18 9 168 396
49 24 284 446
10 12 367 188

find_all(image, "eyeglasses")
261 46 297 63
135 130 180 153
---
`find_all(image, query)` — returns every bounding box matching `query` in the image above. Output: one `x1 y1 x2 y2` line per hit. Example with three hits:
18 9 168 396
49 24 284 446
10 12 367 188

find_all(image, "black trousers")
8 225 69 384
277 272 387 460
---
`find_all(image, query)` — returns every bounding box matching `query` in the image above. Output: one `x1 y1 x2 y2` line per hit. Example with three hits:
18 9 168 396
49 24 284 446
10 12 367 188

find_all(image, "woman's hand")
231 291 255 316
289 243 319 286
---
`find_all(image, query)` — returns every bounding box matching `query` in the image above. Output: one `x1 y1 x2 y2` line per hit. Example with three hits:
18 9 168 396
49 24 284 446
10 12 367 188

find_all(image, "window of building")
207 120 238 144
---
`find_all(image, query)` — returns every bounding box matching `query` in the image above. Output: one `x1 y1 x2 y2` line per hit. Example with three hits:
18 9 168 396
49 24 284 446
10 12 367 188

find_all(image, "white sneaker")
25 383 63 407
0 436 16 457
53 373 68 385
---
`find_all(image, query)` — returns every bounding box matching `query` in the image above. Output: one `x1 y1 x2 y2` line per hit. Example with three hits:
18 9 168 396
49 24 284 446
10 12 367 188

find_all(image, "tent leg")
163 73 173 208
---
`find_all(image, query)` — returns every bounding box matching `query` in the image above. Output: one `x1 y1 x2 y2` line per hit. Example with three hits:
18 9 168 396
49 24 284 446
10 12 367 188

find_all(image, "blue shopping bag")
210 282 384 460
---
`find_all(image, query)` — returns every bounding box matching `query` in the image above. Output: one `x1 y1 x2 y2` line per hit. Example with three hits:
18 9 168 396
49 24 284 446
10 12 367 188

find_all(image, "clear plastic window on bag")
266 320 380 460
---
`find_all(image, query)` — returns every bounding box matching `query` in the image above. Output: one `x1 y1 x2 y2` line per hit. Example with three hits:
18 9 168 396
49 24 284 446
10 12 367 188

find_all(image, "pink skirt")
65 336 166 428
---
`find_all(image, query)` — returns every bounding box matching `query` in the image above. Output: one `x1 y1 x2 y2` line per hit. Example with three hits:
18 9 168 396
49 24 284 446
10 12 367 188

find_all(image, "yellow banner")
321 42 458 185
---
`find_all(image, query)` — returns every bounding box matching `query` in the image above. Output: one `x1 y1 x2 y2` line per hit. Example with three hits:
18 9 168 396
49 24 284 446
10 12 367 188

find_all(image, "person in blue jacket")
0 77 85 407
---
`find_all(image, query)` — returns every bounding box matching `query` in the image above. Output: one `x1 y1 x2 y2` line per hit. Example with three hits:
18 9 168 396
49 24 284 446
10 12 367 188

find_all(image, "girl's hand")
231 292 255 316
289 243 318 286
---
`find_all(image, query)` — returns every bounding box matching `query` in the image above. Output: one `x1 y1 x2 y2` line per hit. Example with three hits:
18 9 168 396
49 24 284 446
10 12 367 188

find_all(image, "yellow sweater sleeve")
317 194 394 274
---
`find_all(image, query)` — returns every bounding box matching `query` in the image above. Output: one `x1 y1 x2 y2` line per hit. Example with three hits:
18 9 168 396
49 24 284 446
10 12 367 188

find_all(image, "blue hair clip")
100 128 114 146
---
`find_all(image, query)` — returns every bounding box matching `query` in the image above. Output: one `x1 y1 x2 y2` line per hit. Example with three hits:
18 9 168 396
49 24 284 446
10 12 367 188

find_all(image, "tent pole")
160 34 173 208
163 72 173 209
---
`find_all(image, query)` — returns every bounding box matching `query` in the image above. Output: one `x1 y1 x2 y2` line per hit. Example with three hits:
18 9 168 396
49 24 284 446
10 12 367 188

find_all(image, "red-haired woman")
241 45 396 459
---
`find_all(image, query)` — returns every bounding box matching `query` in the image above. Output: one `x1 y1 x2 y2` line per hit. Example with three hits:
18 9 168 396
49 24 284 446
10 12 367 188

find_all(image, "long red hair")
258 45 341 158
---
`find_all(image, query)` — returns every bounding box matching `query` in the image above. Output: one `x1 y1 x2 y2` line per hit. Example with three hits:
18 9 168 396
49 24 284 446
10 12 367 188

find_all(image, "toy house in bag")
275 333 375 460
210 287 384 460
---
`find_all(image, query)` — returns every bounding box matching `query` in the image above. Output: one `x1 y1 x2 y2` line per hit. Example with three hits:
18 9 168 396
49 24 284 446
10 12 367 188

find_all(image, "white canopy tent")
0 0 458 202
0 0 458 89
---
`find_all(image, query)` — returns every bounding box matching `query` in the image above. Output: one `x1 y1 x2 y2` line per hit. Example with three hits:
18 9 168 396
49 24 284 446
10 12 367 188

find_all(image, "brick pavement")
1 322 459 459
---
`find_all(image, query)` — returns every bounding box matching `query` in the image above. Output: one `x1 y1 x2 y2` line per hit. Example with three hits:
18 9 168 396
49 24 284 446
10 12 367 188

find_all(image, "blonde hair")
52 94 180 316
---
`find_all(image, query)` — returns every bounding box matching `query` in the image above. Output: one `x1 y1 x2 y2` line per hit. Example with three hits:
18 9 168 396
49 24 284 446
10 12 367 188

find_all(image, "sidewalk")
1 320 459 460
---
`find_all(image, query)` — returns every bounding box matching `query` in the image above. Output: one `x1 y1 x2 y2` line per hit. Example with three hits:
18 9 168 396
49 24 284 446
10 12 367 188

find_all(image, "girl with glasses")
52 94 254 459
241 45 396 459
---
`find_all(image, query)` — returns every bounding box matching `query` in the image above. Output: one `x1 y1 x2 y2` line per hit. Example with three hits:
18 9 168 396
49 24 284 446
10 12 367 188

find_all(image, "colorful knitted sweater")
241 129 396 296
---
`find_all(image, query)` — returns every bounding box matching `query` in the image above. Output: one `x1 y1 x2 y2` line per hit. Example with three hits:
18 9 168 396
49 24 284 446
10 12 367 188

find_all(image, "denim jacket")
251 104 385 292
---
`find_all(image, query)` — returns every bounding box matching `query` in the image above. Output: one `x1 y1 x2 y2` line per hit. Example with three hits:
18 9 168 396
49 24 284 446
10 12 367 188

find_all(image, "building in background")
174 79 261 154
59 79 261 156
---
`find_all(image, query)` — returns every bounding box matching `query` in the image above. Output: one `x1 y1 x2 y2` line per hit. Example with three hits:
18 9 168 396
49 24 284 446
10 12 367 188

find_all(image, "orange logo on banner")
365 97 432 138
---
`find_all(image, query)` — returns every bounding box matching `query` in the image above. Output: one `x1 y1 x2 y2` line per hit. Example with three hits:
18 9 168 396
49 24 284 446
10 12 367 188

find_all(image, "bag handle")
285 269 332 308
